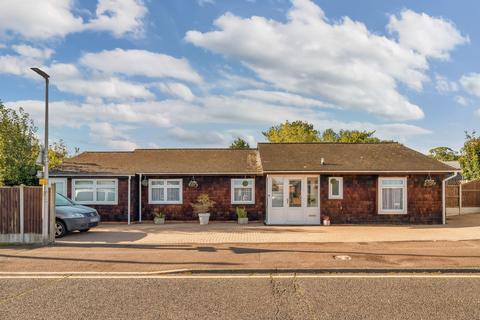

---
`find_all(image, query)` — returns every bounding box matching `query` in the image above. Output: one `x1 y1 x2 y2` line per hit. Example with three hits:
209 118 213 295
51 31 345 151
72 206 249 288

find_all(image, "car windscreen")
56 193 73 206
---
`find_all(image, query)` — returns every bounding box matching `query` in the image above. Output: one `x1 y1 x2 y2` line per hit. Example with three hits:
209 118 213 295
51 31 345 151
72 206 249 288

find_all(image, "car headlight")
70 213 85 218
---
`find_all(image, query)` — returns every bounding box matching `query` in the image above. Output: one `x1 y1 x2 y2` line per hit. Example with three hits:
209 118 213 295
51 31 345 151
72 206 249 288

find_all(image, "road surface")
0 274 479 319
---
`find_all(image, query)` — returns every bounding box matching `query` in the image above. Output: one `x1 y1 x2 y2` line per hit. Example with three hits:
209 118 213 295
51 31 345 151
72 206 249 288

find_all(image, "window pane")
54 182 66 196
307 177 318 207
151 180 164 186
75 180 94 187
288 179 302 207
75 189 94 202
97 188 115 202
151 188 164 201
330 178 340 196
233 179 252 187
167 188 180 201
167 180 180 186
382 188 403 210
234 188 252 202
381 179 404 186
97 180 115 187
271 178 284 207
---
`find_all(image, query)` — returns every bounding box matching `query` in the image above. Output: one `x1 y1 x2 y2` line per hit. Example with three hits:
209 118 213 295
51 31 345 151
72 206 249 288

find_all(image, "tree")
459 131 480 180
262 121 321 143
49 139 69 169
229 137 250 149
335 129 381 143
0 102 39 186
428 147 459 161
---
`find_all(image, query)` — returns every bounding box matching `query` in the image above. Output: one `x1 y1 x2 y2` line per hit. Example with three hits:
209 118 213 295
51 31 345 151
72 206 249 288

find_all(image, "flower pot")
198 213 210 225
154 217 165 225
323 219 330 226
237 217 248 225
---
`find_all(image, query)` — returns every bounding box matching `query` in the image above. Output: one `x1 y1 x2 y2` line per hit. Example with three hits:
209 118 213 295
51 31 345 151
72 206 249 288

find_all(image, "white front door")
267 175 320 225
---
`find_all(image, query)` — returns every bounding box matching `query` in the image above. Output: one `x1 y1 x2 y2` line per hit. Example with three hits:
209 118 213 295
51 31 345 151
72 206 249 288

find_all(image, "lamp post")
31 67 50 243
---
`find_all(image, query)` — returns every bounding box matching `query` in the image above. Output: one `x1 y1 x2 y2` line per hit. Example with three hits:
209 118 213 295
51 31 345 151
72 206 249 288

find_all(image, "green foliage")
191 194 216 214
229 137 250 149
428 147 459 161
0 102 39 186
262 120 321 143
153 211 165 219
263 121 383 143
235 207 248 218
48 139 69 169
459 131 480 181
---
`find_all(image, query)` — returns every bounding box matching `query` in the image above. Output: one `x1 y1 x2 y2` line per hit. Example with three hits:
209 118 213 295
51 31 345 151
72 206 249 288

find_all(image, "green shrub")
235 207 248 219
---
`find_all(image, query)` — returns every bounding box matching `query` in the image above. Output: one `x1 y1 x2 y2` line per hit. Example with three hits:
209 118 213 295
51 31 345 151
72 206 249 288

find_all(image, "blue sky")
0 0 479 153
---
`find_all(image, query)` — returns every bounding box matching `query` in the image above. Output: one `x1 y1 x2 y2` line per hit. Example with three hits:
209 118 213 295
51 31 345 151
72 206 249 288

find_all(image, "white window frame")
148 179 183 204
231 178 255 205
50 178 67 196
378 177 407 215
328 177 343 200
72 179 118 205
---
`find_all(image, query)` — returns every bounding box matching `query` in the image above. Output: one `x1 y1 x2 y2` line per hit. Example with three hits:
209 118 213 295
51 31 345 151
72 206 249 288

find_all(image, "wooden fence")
446 180 480 215
0 186 55 244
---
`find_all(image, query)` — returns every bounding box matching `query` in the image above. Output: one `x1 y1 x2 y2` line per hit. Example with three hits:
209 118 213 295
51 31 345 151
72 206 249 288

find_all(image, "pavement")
1 274 479 319
0 214 479 273
52 213 480 244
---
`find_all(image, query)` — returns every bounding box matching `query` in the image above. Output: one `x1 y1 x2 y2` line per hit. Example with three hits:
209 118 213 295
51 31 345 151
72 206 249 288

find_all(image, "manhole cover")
334 255 352 261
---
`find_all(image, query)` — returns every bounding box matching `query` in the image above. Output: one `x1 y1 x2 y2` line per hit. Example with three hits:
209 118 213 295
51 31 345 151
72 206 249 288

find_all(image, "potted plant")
153 211 165 224
323 216 331 226
191 194 216 225
236 207 248 224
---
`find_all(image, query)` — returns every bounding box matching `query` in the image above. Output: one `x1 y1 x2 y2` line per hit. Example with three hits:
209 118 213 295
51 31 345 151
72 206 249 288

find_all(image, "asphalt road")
0 275 479 320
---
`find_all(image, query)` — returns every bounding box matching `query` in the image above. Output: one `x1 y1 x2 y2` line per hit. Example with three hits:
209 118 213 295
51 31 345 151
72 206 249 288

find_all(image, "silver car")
55 193 101 238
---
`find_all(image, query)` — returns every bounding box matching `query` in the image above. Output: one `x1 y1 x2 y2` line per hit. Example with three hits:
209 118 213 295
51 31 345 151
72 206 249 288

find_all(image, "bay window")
72 179 117 204
378 177 407 214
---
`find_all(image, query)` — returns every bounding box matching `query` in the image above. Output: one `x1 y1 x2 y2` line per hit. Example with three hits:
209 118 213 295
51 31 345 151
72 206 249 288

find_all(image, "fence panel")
462 180 480 207
0 188 20 234
445 185 460 208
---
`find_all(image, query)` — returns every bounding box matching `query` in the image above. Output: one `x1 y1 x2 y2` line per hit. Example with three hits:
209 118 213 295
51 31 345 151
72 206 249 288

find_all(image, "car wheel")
79 229 90 233
55 220 67 238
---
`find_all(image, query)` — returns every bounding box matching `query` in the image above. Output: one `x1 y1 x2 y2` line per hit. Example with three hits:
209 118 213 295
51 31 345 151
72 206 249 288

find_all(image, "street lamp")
31 67 50 243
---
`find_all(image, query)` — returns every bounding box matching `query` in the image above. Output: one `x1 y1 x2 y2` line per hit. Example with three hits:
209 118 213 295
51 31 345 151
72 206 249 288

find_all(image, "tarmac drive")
0 275 479 320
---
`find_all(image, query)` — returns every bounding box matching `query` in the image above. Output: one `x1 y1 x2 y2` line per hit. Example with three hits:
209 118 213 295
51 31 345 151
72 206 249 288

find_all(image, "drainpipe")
139 173 142 223
127 175 131 225
442 171 460 225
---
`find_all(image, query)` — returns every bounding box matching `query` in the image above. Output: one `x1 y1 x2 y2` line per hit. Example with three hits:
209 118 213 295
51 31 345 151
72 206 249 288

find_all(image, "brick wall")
320 174 444 224
140 176 266 221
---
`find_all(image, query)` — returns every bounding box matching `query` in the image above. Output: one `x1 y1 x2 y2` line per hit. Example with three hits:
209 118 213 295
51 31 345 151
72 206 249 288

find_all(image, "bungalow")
50 142 458 225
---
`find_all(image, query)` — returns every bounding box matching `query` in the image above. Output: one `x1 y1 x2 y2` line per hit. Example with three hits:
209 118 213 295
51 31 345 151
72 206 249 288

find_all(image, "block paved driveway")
57 213 480 245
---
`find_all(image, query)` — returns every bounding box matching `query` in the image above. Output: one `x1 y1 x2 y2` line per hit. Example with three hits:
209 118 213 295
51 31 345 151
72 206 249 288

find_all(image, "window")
328 177 343 199
271 177 284 207
50 178 67 196
378 177 407 214
307 177 319 207
149 179 183 204
231 179 255 204
72 179 117 204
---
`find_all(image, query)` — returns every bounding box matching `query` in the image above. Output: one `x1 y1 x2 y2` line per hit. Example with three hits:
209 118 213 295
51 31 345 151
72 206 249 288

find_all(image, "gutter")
442 171 460 225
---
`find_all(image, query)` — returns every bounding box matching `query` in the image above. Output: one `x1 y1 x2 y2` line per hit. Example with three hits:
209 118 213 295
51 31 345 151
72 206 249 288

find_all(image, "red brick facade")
65 174 444 224
320 174 444 224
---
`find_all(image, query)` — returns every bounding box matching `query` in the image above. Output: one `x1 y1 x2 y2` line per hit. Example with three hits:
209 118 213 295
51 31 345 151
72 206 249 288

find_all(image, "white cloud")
475 109 480 118
387 9 468 60
185 0 463 120
460 73 480 97
157 82 195 101
168 127 227 145
197 0 215 6
47 63 154 100
434 74 458 94
89 122 138 150
454 95 468 106
85 0 147 38
235 89 334 109
80 48 202 83
12 45 54 59
0 0 147 40
0 0 84 39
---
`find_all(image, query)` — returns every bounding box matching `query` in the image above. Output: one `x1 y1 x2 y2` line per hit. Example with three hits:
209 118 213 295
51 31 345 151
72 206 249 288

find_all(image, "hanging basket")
141 178 149 187
188 180 199 188
424 178 436 187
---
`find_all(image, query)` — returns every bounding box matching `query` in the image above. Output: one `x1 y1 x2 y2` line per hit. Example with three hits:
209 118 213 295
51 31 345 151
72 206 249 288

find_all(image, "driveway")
57 213 480 245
